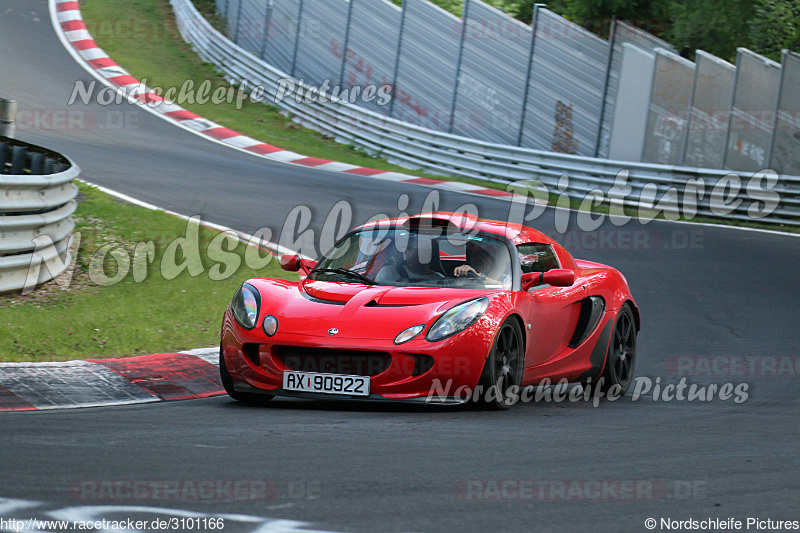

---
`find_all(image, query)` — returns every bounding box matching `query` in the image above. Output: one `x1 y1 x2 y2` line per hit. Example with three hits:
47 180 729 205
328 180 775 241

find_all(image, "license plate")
283 371 370 397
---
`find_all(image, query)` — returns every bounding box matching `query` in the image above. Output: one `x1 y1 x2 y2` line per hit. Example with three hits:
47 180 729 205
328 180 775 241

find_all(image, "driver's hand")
454 265 477 277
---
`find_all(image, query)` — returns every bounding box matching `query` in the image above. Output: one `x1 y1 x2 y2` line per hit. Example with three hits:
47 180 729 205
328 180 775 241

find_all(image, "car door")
516 243 584 368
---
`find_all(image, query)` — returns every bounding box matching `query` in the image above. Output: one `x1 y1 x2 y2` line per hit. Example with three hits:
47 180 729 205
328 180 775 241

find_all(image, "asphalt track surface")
1 1 799 532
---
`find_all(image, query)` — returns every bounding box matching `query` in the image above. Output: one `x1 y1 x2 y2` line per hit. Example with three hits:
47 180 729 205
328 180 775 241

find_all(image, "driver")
454 239 510 285
375 235 445 282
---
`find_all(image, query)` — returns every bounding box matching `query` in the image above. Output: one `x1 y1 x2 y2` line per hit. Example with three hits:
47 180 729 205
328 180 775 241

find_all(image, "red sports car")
219 212 639 409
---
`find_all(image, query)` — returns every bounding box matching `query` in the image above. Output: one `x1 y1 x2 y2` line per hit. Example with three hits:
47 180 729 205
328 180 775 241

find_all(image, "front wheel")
599 305 637 397
219 347 274 404
477 318 525 410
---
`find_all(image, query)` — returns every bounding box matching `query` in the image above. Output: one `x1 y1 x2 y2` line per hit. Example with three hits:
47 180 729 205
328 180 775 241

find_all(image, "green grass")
0 183 295 362
79 0 503 188
78 0 798 234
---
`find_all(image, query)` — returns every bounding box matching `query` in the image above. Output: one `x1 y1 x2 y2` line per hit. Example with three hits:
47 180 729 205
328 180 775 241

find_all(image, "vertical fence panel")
682 51 735 169
211 0 798 176
608 44 656 161
235 0 268 56
519 8 609 156
599 21 674 159
392 0 461 131
641 49 694 165
724 48 781 172
769 50 800 177
260 0 301 74
225 0 241 38
339 0 402 115
452 0 531 145
292 0 349 86
343 0 401 116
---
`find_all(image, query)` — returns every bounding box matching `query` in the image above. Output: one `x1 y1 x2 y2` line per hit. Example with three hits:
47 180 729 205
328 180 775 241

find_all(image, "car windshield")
309 228 513 290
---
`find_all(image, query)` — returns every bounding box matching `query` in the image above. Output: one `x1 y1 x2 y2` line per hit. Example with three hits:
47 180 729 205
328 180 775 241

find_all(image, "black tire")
599 305 637 397
477 318 525 410
219 347 274 404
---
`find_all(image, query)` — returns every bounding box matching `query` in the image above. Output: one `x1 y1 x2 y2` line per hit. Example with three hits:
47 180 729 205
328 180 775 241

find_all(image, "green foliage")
663 0 754 62
397 0 798 63
748 0 800 62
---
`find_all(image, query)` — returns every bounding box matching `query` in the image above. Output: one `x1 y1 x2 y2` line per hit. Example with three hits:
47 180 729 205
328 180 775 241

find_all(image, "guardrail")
172 0 800 226
0 136 79 293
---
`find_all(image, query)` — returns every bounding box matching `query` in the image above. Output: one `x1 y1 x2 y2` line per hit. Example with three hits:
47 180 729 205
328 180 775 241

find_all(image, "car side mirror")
522 269 575 291
280 254 316 274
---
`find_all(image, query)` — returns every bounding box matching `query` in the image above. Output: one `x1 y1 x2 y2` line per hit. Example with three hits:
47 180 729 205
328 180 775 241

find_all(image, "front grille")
273 346 391 377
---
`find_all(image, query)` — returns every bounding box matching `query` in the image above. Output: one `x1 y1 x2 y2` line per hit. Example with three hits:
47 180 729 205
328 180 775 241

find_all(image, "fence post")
594 15 616 158
720 49 742 169
338 0 357 90
517 3 544 147
767 49 788 171
0 99 17 138
679 48 699 166
290 0 306 77
447 0 470 134
233 0 245 42
388 0 409 118
259 0 274 60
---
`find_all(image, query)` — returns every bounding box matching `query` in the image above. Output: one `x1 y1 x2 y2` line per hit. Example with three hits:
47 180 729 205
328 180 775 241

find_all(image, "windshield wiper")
309 268 378 285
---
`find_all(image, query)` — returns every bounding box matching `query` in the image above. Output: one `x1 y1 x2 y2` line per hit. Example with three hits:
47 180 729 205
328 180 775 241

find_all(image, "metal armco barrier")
0 136 79 293
173 0 800 226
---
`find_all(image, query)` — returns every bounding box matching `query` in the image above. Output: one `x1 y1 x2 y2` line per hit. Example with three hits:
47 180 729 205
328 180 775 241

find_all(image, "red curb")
57 1 80 11
164 109 202 121
134 92 166 104
291 157 333 167
203 127 241 140
344 167 387 176
60 19 86 32
0 384 37 412
71 39 99 50
108 75 140 87
405 177 448 186
245 143 284 155
88 353 223 401
473 188 514 197
87 57 117 69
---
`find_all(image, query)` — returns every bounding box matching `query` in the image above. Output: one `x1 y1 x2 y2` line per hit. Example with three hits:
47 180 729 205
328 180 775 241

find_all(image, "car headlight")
394 324 426 345
231 283 260 330
426 297 489 342
263 315 278 336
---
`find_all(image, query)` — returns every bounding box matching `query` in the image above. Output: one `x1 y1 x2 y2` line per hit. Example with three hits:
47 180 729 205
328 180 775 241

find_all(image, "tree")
748 0 800 62
663 0 754 62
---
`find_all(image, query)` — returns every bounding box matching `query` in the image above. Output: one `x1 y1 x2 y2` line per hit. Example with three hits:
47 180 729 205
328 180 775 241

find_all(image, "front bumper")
221 310 495 401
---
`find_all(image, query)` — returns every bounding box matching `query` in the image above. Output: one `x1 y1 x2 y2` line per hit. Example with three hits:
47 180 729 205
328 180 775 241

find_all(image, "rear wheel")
599 305 637 397
219 347 274 404
477 318 524 410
